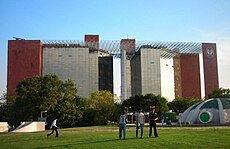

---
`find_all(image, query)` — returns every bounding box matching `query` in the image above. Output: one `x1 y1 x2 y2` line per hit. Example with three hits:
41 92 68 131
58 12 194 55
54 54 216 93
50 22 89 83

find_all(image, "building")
119 40 219 101
7 35 113 99
7 34 219 102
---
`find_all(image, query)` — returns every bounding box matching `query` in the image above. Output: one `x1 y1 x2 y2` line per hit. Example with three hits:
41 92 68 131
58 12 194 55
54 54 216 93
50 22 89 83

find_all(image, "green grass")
1 126 230 149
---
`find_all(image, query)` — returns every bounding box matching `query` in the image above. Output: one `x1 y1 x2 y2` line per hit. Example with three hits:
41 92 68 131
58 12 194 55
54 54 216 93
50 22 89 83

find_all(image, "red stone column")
202 43 219 99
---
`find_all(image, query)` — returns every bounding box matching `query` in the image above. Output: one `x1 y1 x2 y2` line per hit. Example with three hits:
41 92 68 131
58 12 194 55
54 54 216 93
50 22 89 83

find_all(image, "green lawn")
0 126 230 149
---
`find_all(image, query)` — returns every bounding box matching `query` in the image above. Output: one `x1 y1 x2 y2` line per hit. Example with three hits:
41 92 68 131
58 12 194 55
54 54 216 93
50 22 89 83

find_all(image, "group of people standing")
119 107 158 140
47 107 159 139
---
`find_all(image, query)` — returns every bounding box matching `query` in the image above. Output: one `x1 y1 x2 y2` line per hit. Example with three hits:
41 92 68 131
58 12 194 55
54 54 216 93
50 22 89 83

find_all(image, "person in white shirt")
136 109 145 138
119 110 127 140
47 118 59 137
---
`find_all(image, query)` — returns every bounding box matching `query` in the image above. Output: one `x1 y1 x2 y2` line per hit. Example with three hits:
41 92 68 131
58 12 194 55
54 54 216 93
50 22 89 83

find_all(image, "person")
136 109 145 138
119 110 127 140
149 107 158 137
47 118 59 137
178 113 183 127
161 113 164 126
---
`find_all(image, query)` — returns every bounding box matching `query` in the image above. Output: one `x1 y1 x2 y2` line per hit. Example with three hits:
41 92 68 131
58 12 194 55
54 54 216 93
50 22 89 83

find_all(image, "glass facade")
99 56 113 94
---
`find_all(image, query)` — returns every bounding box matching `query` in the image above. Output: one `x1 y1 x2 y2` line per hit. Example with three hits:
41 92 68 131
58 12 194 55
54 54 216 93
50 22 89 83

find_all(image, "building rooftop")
42 40 202 58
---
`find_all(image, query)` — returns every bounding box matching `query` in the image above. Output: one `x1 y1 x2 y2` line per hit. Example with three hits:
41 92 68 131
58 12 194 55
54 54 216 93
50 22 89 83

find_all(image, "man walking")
149 106 159 137
47 118 59 137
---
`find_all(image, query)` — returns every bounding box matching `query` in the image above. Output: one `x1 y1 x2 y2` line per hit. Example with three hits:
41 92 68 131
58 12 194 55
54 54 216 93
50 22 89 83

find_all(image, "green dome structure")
181 98 230 125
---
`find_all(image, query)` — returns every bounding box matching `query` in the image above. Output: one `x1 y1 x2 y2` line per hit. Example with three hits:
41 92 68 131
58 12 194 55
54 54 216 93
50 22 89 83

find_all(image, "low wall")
12 122 45 133
0 122 9 133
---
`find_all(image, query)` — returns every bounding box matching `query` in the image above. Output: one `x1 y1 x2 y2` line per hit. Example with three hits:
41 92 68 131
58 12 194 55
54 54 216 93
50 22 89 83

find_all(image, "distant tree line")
0 74 229 128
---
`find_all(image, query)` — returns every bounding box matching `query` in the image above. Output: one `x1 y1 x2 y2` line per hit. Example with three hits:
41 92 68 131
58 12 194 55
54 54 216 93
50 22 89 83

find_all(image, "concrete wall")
126 59 132 98
140 48 161 95
12 122 45 133
161 58 175 101
0 122 9 133
131 52 141 96
89 50 99 96
43 46 98 98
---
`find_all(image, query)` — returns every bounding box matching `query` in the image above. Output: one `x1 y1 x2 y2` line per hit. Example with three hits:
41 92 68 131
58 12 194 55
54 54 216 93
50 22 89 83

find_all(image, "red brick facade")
7 40 42 95
174 54 201 99
202 43 219 99
84 35 99 49
120 39 136 54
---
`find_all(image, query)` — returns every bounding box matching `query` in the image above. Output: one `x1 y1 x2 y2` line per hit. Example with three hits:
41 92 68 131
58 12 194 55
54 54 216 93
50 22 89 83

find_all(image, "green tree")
0 92 7 121
11 76 43 126
85 91 115 125
208 88 230 98
39 75 63 112
9 74 84 128
167 97 202 114
49 80 83 128
122 93 169 116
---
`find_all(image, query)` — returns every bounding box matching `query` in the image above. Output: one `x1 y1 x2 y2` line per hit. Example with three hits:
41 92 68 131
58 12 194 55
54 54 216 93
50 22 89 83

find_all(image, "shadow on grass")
33 137 138 149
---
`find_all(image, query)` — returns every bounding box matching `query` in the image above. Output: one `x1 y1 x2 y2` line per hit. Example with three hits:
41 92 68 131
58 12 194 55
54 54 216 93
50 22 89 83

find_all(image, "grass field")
0 126 230 149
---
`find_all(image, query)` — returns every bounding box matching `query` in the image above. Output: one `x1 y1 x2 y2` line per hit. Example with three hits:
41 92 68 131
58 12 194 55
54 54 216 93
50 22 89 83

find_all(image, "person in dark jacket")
148 106 158 137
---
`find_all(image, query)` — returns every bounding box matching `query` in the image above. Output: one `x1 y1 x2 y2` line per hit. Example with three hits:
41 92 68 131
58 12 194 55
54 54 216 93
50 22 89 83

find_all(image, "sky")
0 0 230 99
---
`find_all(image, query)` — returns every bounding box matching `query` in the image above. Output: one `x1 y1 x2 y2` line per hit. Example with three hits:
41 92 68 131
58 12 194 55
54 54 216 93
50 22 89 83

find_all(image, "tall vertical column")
202 43 219 99
120 39 135 103
173 56 182 98
121 49 127 103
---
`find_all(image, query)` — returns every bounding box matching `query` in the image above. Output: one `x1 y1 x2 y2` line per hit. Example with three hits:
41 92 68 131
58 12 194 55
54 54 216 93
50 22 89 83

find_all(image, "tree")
167 97 202 114
0 92 7 121
39 75 63 112
83 91 115 125
208 88 230 98
11 76 43 126
48 80 83 128
9 74 84 128
122 93 169 116
0 92 7 106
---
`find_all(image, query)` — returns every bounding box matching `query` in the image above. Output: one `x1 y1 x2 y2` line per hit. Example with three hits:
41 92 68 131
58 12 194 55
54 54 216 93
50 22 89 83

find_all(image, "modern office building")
7 35 113 99
118 39 219 102
7 34 219 102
